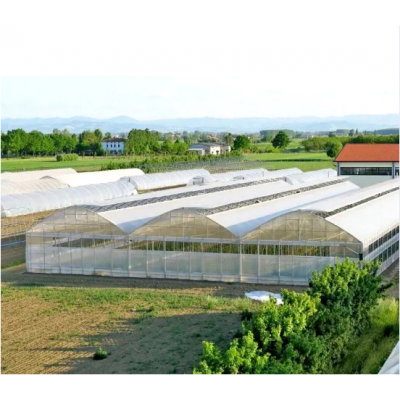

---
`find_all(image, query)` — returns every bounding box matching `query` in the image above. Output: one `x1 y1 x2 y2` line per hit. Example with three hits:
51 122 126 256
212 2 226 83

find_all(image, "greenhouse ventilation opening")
26 178 399 285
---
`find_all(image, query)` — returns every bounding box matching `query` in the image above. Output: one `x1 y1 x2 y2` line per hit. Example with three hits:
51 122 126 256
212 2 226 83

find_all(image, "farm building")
335 143 399 187
25 177 399 285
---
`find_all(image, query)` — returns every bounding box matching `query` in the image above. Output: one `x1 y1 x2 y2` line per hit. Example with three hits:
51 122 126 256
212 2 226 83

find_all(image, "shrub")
93 347 108 360
193 259 387 374
56 154 78 162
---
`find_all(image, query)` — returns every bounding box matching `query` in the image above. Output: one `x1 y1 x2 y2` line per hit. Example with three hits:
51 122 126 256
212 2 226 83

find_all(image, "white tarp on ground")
245 291 283 304
1 168 77 182
42 168 144 187
1 181 137 217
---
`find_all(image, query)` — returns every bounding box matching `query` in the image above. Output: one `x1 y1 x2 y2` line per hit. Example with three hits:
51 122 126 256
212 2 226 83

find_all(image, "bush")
193 259 388 374
56 154 78 162
93 347 108 360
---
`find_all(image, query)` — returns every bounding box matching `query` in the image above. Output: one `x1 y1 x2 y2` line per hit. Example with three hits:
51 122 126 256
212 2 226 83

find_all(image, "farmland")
1 151 333 173
1 262 398 374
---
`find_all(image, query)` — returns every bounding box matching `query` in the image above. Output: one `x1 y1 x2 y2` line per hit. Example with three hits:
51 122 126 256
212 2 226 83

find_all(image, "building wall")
337 161 397 187
101 141 125 154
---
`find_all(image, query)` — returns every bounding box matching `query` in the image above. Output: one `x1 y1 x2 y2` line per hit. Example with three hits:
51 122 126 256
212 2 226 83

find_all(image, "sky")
1 2 399 120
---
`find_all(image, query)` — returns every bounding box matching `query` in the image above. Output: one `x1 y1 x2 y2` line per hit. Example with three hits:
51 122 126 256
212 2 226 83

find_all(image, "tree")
26 130 44 155
328 132 336 138
161 139 174 154
271 131 290 149
233 135 251 151
94 129 103 142
325 140 342 158
223 133 234 147
104 132 112 139
6 129 28 155
174 141 189 155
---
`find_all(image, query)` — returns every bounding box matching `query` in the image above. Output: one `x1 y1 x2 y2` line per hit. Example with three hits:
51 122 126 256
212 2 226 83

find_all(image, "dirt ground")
2 260 398 375
1 266 305 374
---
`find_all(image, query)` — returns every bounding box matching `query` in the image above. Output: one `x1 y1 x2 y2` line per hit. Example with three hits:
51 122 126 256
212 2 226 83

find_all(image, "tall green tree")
272 131 290 149
233 135 251 151
325 140 342 158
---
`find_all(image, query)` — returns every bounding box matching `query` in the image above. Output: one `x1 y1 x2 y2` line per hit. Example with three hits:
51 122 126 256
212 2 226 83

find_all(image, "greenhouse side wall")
26 233 364 285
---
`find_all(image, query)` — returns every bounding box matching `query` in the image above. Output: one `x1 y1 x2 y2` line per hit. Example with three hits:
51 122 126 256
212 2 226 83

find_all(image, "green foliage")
272 131 291 149
126 128 160 155
324 140 342 158
93 347 108 360
302 135 399 153
56 154 79 162
194 259 387 374
233 135 251 151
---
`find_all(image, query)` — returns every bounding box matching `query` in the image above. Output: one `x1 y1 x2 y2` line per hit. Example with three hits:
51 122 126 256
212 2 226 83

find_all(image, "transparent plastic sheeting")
1 178 69 195
1 168 77 182
187 168 302 186
123 169 211 191
43 168 144 187
379 342 399 374
285 169 337 185
1 181 137 217
187 169 268 185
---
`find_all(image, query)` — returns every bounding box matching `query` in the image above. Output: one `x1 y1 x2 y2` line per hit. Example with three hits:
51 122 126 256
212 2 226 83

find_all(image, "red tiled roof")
335 143 399 162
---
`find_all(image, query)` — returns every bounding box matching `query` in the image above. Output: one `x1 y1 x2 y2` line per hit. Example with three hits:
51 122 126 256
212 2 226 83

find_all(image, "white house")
335 143 399 187
188 143 231 156
101 138 126 155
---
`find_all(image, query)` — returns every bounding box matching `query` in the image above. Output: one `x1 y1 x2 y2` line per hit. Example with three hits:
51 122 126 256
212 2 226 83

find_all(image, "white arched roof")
123 169 210 191
285 169 337 185
1 178 69 195
1 168 77 182
42 168 144 187
1 181 137 217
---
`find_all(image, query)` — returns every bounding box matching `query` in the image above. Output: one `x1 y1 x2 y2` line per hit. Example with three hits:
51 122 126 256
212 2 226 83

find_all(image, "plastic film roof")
1 181 137 217
326 191 399 245
99 177 355 234
285 169 337 185
123 169 211 191
209 180 358 236
1 178 69 195
300 178 399 215
100 180 292 233
1 168 77 182
43 168 144 187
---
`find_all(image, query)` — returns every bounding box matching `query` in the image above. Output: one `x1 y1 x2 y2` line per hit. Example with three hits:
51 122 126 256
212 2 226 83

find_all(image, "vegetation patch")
193 259 397 374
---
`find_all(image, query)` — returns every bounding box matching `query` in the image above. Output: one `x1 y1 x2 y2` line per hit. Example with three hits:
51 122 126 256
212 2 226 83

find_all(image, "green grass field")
1 156 145 173
1 151 333 173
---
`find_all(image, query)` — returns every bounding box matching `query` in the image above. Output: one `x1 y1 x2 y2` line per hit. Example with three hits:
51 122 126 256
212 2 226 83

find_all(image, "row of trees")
1 128 113 156
194 259 391 374
302 135 399 158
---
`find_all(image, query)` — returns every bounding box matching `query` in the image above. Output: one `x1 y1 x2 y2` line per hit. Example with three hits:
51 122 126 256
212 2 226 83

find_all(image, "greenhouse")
285 168 337 185
26 176 399 285
123 169 211 191
2 180 137 217
187 169 268 185
1 178 69 195
1 168 77 182
43 168 144 187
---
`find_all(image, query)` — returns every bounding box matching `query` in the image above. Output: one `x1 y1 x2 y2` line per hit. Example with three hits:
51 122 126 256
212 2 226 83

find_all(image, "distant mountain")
1 114 398 134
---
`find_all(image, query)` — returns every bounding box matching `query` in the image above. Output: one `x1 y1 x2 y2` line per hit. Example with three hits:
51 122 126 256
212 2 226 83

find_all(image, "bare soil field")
1 266 305 374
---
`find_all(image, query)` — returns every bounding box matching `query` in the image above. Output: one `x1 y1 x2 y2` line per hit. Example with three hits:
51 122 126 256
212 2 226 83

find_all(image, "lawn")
1 156 144 173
